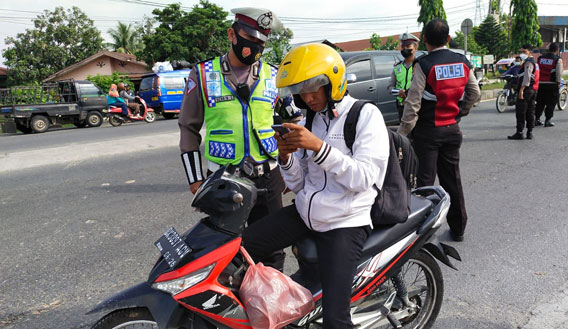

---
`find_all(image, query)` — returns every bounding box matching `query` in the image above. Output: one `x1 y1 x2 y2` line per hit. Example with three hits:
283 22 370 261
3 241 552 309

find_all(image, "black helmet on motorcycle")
191 167 257 234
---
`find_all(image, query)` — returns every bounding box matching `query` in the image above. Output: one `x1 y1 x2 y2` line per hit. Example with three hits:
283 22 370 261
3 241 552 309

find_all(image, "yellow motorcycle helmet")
276 43 346 102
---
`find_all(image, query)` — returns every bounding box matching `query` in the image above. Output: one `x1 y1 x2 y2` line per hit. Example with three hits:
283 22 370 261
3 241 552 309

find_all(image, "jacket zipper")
307 171 327 231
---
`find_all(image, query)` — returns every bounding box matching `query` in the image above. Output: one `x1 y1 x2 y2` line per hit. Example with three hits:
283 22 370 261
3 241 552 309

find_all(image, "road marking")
0 131 180 173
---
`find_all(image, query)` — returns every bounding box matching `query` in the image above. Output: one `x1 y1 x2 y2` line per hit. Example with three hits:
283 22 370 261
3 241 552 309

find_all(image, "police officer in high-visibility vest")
388 32 420 121
535 42 563 127
178 7 285 269
398 19 480 242
508 44 540 140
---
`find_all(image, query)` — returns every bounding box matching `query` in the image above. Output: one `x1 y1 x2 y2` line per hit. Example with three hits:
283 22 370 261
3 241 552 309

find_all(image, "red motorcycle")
106 97 156 126
89 165 460 329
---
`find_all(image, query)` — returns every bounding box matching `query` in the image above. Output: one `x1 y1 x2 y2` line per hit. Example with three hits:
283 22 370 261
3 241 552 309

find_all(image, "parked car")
0 80 106 134
138 69 190 119
339 50 425 125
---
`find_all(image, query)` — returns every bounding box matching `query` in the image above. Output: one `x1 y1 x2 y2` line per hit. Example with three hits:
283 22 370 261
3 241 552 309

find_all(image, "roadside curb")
480 89 500 101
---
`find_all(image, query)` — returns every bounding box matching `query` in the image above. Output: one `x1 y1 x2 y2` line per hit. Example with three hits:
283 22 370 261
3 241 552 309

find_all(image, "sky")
0 0 566 65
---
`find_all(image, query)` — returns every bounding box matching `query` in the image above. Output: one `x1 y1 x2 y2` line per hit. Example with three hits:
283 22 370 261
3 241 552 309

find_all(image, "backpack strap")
344 100 376 153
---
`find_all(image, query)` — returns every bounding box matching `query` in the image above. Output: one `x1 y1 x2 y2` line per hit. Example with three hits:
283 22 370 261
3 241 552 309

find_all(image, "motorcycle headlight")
152 263 215 296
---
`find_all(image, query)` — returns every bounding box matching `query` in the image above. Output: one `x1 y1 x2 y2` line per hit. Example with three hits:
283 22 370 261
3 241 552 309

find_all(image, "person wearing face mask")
388 32 420 121
508 44 540 140
501 56 523 91
178 7 287 270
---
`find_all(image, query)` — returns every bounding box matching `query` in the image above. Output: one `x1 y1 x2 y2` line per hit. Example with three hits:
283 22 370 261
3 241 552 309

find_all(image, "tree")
510 0 542 51
138 1 231 66
417 0 447 49
474 15 508 59
86 71 133 93
369 33 399 50
2 7 104 85
262 28 293 66
107 22 142 54
452 30 488 55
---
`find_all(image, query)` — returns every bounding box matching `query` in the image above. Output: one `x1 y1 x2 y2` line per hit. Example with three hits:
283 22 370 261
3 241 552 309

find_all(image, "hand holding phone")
271 124 292 136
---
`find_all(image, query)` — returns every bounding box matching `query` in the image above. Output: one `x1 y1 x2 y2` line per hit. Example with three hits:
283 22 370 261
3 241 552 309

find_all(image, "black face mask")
232 31 265 66
401 48 413 58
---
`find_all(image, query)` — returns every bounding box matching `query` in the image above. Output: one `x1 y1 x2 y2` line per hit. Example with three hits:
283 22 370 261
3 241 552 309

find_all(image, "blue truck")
138 69 190 119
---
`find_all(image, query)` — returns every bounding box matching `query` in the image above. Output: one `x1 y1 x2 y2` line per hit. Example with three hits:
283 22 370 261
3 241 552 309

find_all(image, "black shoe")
544 120 555 127
450 231 464 242
508 132 524 140
535 120 543 126
526 131 533 139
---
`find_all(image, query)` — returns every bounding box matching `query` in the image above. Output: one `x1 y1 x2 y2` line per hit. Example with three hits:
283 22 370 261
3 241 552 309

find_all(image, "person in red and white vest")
397 19 480 242
535 42 563 127
508 44 540 140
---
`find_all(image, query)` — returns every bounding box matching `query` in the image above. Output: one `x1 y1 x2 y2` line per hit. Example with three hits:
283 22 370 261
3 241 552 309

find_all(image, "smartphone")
271 124 292 136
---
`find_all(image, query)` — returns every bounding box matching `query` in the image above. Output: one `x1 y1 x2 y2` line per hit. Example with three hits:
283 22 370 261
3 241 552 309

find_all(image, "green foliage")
417 0 447 49
510 0 542 51
262 28 293 66
137 1 231 66
2 7 104 86
86 72 133 93
452 30 488 55
474 15 508 59
107 22 143 54
370 33 399 50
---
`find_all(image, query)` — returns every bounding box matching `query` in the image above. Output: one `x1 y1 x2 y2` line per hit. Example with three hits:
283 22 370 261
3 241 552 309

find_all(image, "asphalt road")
1 100 568 329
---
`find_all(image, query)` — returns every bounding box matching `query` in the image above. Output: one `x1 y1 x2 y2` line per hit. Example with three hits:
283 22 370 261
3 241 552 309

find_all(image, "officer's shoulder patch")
186 78 197 94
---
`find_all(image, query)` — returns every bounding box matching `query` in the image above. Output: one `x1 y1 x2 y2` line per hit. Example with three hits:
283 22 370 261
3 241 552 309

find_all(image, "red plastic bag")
239 246 315 329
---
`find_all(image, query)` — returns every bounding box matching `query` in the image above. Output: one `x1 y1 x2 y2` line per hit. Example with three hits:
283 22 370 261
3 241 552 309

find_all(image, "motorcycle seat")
295 194 433 264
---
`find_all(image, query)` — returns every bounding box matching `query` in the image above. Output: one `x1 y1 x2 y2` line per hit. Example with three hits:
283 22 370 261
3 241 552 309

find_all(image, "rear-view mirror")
346 73 357 84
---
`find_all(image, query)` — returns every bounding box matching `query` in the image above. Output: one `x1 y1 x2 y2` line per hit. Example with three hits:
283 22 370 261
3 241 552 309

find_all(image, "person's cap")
400 32 420 45
231 7 283 42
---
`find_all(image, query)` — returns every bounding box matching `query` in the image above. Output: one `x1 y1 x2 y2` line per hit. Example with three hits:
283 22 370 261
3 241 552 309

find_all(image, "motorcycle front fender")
87 282 187 329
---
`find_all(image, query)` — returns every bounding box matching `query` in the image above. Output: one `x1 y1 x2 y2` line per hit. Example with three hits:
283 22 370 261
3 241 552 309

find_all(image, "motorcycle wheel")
496 92 508 113
144 111 156 123
109 115 123 127
558 88 568 111
373 250 443 329
91 307 157 329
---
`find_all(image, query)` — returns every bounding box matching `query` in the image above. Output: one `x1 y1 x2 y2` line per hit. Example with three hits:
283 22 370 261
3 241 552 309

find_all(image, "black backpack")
344 100 419 225
303 100 419 225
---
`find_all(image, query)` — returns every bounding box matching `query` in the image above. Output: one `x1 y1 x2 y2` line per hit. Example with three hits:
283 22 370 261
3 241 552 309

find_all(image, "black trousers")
412 124 468 235
396 103 404 121
515 88 536 132
243 205 371 329
535 84 559 121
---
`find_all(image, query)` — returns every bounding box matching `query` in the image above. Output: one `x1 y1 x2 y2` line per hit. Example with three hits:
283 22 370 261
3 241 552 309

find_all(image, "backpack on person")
303 99 418 226
344 100 418 226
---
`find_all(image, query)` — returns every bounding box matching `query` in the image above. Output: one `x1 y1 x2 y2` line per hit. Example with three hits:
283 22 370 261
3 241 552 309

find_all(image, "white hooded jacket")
279 95 389 232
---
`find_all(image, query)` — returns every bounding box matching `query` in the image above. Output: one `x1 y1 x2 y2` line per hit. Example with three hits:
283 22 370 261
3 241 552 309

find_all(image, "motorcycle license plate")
155 227 192 268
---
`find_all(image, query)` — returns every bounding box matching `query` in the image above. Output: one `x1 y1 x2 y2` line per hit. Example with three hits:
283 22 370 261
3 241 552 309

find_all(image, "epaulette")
394 60 403 67
195 57 215 65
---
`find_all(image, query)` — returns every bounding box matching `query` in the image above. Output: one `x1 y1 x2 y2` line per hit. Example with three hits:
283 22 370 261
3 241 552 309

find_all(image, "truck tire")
86 111 103 127
31 115 50 133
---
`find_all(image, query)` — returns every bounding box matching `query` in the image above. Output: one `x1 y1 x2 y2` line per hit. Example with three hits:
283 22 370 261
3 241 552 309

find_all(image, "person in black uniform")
397 19 480 242
535 42 563 127
508 44 539 140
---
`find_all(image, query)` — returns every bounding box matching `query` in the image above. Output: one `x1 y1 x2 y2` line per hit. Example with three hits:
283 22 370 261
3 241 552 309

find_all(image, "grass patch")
482 81 505 91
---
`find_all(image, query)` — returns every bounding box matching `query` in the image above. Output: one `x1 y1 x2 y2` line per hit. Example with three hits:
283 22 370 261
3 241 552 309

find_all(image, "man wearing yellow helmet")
243 44 389 329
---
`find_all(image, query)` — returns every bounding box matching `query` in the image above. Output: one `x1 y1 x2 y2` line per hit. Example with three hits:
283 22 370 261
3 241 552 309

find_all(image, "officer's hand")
275 131 299 162
190 181 203 194
281 123 324 153
398 90 407 99
518 90 524 100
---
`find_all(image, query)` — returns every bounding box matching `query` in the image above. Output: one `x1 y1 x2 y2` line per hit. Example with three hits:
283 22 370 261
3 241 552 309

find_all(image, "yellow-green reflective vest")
394 62 413 104
196 57 279 165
